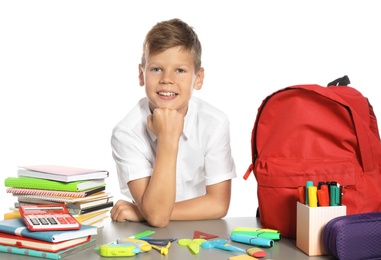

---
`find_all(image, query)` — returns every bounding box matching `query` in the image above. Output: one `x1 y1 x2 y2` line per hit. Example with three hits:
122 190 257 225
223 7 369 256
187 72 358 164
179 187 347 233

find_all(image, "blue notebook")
0 218 97 243
0 238 96 260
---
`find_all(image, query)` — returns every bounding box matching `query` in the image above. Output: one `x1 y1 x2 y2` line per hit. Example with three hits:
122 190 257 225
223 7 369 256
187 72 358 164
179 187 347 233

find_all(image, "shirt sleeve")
204 118 237 186
111 124 154 199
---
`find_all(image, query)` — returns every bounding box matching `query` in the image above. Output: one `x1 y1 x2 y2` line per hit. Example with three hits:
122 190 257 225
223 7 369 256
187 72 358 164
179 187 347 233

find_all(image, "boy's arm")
111 179 231 223
170 179 231 220
128 108 183 227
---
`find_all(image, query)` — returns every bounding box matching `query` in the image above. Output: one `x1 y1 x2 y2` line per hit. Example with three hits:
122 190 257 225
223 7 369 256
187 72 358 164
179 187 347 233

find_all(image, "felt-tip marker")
230 234 274 248
308 186 318 207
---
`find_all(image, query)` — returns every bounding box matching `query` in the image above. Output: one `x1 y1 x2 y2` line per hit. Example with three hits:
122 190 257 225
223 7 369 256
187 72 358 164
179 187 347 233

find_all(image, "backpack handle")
327 75 351 87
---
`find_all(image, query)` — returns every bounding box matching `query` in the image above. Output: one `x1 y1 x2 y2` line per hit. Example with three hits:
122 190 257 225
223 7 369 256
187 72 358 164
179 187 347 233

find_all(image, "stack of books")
4 165 113 228
0 218 97 259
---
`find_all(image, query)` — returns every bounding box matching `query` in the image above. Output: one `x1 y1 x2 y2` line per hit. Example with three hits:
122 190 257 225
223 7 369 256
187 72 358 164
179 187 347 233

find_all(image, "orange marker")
246 247 266 258
297 186 305 204
317 184 330 206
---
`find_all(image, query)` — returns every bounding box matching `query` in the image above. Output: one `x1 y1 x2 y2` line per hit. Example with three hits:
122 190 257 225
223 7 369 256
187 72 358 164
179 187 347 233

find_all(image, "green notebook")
4 177 105 192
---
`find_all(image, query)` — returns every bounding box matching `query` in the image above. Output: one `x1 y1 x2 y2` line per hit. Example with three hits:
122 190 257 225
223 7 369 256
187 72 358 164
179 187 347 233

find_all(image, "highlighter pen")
305 181 314 205
231 231 281 241
317 184 330 206
308 186 318 207
230 234 274 248
330 185 340 206
297 186 305 204
233 227 279 233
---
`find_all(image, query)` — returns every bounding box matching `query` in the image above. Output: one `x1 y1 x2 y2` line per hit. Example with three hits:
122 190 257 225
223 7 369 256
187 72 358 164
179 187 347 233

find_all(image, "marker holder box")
296 202 346 256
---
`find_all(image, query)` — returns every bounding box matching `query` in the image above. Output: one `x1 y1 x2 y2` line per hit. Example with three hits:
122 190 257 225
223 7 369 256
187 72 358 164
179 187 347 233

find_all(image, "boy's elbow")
215 204 229 219
146 215 170 228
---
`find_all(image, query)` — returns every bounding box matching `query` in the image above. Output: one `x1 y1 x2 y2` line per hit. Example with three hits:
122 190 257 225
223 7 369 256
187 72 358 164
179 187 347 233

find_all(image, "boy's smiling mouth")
158 91 178 97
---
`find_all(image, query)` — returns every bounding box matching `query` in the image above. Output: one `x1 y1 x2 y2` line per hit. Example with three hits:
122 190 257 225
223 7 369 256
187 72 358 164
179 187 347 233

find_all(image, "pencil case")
323 212 381 260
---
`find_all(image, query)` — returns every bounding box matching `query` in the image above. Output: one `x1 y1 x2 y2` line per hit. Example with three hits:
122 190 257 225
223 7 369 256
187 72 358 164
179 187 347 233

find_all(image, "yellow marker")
233 227 279 233
308 186 318 207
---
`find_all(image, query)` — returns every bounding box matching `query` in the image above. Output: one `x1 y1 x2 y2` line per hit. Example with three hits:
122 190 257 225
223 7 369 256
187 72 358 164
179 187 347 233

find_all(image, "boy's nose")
159 72 174 84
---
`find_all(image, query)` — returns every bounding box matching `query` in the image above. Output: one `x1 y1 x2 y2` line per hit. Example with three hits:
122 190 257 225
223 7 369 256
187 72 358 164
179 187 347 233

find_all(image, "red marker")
297 186 305 204
317 184 330 206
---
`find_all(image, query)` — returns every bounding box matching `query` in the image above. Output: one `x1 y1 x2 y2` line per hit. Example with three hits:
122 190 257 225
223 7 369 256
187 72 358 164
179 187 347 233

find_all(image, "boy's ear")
194 67 204 90
138 64 144 86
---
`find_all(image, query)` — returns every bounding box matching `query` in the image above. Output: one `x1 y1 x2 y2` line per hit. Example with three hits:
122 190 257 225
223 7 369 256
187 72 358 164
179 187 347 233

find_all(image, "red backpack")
244 76 381 238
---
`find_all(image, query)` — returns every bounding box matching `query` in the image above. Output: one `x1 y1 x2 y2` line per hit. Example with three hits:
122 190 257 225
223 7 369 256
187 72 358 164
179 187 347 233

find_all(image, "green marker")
129 230 156 239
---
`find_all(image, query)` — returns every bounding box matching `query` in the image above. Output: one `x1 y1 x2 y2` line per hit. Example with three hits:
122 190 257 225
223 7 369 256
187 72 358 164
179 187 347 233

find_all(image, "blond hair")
141 18 202 72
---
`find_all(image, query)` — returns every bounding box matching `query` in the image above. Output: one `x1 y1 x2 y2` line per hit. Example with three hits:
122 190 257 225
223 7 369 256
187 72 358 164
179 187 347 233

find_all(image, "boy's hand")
147 108 184 141
110 200 144 222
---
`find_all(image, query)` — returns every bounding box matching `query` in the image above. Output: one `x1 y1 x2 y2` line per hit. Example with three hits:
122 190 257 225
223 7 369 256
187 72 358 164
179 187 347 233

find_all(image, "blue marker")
201 239 246 253
230 234 274 248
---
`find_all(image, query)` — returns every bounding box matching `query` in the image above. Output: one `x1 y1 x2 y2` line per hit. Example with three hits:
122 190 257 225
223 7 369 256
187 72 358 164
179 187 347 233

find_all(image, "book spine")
70 201 114 215
59 238 96 258
0 244 61 260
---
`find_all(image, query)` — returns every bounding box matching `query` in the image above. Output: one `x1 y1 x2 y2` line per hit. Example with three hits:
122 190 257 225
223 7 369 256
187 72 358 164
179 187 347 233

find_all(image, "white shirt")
111 96 236 202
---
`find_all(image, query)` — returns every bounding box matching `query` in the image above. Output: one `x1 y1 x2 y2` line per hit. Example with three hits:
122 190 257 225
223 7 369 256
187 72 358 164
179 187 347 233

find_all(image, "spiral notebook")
6 186 106 198
15 192 111 203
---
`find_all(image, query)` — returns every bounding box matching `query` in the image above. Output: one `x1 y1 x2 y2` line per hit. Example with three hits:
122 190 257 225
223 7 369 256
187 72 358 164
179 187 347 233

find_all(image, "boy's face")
139 46 204 115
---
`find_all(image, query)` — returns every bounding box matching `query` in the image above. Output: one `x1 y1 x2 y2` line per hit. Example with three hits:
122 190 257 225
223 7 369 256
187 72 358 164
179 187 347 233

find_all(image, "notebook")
5 177 106 192
15 192 111 203
6 186 106 198
18 165 109 182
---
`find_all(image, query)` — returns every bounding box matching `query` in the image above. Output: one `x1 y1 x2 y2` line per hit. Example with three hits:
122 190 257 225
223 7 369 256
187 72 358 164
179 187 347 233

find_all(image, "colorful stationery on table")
298 180 343 207
95 230 156 257
17 165 109 182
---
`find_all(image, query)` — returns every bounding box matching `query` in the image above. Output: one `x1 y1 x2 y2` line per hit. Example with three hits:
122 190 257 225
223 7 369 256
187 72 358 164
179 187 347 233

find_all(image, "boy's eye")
177 68 186 73
151 67 161 72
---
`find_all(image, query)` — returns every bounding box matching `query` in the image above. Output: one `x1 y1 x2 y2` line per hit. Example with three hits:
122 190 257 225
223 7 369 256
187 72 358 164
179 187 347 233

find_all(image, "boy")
110 18 236 227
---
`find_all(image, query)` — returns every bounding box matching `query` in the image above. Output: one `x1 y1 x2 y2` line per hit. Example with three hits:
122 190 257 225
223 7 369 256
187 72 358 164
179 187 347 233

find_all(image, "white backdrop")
1 1 380 220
